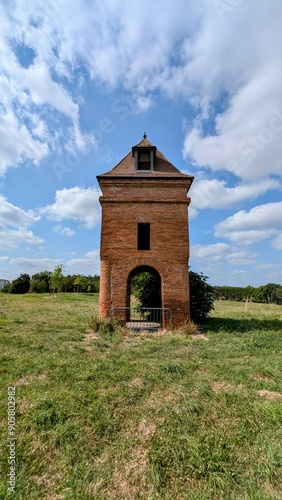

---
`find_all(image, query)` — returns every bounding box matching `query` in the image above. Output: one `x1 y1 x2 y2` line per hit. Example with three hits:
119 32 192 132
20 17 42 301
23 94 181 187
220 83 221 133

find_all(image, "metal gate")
110 307 172 331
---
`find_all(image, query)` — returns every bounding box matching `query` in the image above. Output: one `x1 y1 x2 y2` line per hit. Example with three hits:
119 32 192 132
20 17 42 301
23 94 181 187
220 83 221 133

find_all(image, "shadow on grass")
202 317 282 334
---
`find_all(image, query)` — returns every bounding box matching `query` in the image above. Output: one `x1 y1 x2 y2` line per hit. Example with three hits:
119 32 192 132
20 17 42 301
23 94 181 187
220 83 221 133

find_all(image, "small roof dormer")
132 133 157 171
97 134 194 186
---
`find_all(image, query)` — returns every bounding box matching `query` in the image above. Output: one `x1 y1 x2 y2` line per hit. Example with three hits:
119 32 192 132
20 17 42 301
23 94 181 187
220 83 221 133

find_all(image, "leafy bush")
189 271 215 323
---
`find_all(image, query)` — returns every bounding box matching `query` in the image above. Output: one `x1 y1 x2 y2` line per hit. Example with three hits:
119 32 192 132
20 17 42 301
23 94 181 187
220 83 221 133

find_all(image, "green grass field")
0 294 281 499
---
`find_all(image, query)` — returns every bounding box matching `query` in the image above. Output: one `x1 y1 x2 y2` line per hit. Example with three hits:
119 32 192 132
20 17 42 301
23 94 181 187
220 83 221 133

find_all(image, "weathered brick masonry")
97 136 194 327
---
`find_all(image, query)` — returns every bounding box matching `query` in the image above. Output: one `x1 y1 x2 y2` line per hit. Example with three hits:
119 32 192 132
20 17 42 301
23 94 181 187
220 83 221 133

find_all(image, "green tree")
74 274 84 292
131 272 161 309
85 274 100 293
50 265 64 296
189 271 215 323
257 283 282 304
30 271 52 293
62 274 75 292
9 274 30 294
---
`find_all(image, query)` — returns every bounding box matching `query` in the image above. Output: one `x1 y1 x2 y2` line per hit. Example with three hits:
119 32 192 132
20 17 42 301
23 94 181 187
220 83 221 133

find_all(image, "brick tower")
97 135 194 327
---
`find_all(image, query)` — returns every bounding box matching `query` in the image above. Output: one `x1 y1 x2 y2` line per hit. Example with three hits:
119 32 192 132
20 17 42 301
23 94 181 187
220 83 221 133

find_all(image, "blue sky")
0 0 281 287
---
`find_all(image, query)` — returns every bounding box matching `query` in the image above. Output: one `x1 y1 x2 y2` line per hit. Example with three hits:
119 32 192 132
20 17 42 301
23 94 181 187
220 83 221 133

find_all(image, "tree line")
214 283 282 304
1 267 100 294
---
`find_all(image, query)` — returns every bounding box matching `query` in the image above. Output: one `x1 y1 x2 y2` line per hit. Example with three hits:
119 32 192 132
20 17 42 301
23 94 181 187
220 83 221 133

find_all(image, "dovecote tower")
97 135 194 327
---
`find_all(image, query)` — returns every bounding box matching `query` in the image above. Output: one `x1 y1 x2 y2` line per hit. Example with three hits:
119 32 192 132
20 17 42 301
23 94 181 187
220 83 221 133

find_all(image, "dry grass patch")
17 397 33 414
191 333 209 341
83 329 99 350
263 481 282 499
138 419 156 440
252 374 276 384
257 390 282 401
211 381 247 395
16 373 47 386
145 388 179 410
84 329 98 340
109 444 153 500
128 377 144 389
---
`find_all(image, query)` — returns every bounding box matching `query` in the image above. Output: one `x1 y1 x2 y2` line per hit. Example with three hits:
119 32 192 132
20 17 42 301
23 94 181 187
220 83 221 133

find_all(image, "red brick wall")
98 177 192 327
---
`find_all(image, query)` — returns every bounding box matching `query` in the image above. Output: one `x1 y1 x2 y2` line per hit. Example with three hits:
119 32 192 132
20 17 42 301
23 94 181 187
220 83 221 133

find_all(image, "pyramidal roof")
97 136 194 179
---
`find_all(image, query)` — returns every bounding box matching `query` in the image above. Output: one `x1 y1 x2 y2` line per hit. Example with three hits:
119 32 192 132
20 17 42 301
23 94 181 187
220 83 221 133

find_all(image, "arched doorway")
126 265 162 327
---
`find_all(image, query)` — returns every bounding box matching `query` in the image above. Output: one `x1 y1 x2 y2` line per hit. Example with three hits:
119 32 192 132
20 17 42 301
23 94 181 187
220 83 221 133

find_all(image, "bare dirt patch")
211 381 233 392
257 390 282 401
17 397 33 414
253 374 275 384
84 330 98 341
263 481 282 498
211 381 246 394
138 419 156 440
191 333 209 341
82 330 99 351
16 373 47 386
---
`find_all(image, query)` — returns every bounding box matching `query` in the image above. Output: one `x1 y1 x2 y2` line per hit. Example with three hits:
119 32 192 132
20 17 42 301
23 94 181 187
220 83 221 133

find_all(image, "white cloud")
188 205 198 219
0 111 49 175
271 233 282 250
23 62 79 122
190 178 281 211
0 256 59 281
0 195 39 227
215 202 282 245
135 95 154 113
216 202 282 232
191 243 256 266
1 0 281 182
0 2 95 174
231 270 246 276
191 242 230 261
4 257 58 270
0 195 43 248
0 227 44 249
181 2 282 180
66 250 100 274
53 225 75 236
218 229 278 246
42 186 101 229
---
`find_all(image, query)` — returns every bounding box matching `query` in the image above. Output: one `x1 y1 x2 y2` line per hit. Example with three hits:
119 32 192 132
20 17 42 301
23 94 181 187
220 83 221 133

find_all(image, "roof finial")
143 131 147 139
